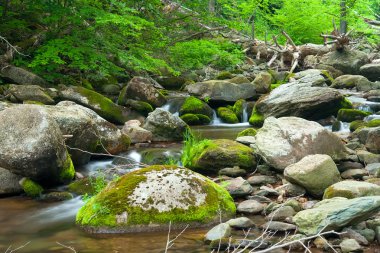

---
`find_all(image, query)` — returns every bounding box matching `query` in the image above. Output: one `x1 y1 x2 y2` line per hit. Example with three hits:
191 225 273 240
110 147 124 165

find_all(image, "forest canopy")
0 0 379 84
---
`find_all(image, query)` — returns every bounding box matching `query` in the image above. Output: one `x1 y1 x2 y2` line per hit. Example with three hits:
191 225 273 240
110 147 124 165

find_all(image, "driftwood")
321 20 352 50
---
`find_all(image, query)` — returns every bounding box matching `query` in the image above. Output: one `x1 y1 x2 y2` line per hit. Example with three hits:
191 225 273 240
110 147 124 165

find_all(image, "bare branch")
5 241 31 253
56 242 77 253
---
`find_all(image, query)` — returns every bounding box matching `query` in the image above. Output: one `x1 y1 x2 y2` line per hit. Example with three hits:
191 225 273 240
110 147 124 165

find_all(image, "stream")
1 93 379 253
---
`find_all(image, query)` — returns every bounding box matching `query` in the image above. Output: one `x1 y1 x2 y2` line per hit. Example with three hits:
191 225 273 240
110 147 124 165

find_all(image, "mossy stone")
180 113 211 125
125 99 153 116
179 96 213 118
237 128 257 137
60 153 75 183
217 107 239 124
232 99 245 122
249 107 264 127
350 120 367 132
185 139 256 172
19 178 43 198
367 119 380 128
76 165 236 233
68 178 96 195
337 109 371 122
216 71 233 80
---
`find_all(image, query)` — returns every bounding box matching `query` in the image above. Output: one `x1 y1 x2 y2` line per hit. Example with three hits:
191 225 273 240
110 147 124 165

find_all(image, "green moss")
367 119 380 128
179 96 212 117
126 100 153 116
68 178 96 195
237 128 257 137
20 178 43 198
76 165 236 229
60 153 75 183
270 83 282 90
340 97 353 109
349 120 367 132
23 100 45 105
74 86 125 124
320 70 334 83
216 71 233 80
337 109 371 122
180 113 211 125
249 107 264 127
232 99 245 122
323 187 354 199
117 86 127 105
217 107 239 124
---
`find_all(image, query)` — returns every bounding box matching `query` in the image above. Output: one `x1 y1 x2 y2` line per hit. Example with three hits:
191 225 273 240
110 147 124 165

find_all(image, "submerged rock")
293 196 380 235
76 165 236 233
254 117 348 171
284 154 341 197
0 105 74 184
143 109 188 141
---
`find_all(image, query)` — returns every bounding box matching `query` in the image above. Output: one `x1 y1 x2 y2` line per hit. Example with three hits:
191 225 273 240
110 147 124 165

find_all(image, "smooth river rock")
323 181 380 199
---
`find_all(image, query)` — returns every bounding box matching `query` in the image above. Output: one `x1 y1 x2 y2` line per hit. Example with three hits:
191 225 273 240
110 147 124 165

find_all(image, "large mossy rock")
249 78 351 127
0 105 74 184
284 154 341 197
323 181 380 199
186 80 256 102
331 75 376 91
76 165 236 233
319 50 369 75
59 86 127 124
184 139 256 172
47 101 130 165
5 84 55 104
143 108 188 141
337 109 371 122
180 113 211 125
118 77 166 107
179 96 213 118
254 117 348 171
217 107 239 124
293 196 380 235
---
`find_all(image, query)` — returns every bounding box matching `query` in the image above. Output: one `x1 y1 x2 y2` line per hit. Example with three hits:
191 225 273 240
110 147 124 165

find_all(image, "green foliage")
169 39 244 71
181 129 214 168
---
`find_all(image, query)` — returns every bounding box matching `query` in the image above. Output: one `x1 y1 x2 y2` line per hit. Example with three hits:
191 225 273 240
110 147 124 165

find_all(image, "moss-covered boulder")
331 75 375 91
249 107 265 127
0 105 74 185
232 99 245 122
217 107 239 124
183 139 256 172
118 77 166 108
19 177 44 198
59 86 127 124
76 165 236 233
5 84 55 104
350 120 367 132
367 119 380 128
337 109 371 122
237 128 257 137
179 96 213 118
323 181 380 199
125 99 153 116
180 113 211 125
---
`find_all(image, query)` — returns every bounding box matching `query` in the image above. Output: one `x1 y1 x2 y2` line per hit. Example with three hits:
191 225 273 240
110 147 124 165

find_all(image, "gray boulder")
360 63 380 81
252 72 272 94
122 120 152 144
323 181 380 199
319 50 369 75
143 109 188 141
0 167 23 196
284 154 341 197
254 117 348 171
293 196 380 235
331 75 376 91
0 105 74 184
5 84 55 104
186 80 256 102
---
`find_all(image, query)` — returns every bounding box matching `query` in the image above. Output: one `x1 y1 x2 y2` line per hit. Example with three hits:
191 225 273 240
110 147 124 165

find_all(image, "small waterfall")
242 103 249 123
126 150 142 165
339 122 351 133
365 114 380 121
82 160 113 175
211 110 222 125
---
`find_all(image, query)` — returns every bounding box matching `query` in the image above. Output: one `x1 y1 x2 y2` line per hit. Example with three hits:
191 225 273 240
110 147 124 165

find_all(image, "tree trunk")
208 0 216 14
340 0 347 34
2 0 10 18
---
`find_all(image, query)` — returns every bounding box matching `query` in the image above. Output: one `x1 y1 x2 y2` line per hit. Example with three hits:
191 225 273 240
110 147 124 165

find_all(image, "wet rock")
179 96 213 118
186 139 256 172
125 99 153 116
224 177 253 197
122 120 152 143
118 77 166 107
261 221 297 232
265 206 296 222
341 169 368 179
237 200 264 214
360 63 380 81
340 239 362 253
218 166 247 177
337 109 371 122
0 167 23 196
186 80 256 102
41 191 74 202
204 223 231 243
59 86 127 124
19 177 43 198
226 217 254 229
217 107 239 123
0 105 74 184
143 109 188 142
324 181 380 199
5 84 55 104
284 154 341 197
254 117 348 171
293 196 380 235
247 175 278 186
76 165 236 233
